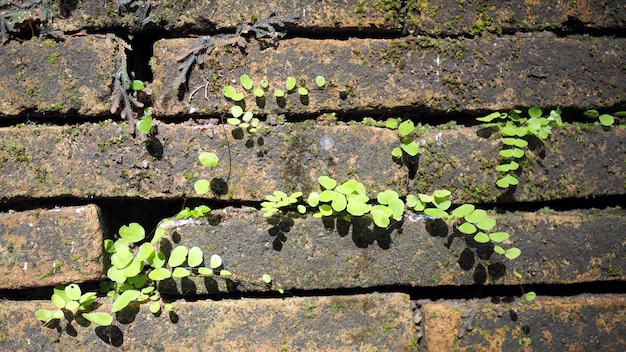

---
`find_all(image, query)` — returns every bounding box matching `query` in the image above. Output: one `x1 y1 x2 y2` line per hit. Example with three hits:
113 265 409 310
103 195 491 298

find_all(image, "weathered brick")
157 208 625 295
152 36 626 116
421 294 626 351
0 36 117 117
0 293 417 351
0 205 105 289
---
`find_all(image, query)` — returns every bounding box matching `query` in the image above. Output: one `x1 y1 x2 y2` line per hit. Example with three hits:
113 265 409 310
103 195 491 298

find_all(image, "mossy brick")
152 36 626 116
421 294 626 351
0 205 105 289
0 122 405 201
156 207 625 295
0 36 116 117
0 293 416 351
0 123 622 204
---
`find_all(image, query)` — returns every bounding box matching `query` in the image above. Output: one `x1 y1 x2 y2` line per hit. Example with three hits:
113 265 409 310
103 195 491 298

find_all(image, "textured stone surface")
0 293 417 351
0 205 105 289
0 36 116 117
421 294 626 351
0 122 405 201
153 35 626 116
156 207 625 295
0 123 623 203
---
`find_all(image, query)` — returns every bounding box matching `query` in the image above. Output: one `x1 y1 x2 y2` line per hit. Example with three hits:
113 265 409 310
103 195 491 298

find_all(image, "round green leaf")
65 284 81 301
209 254 222 269
391 147 402 158
451 204 475 219
51 293 67 309
505 247 522 260
152 227 165 245
493 245 506 255
398 120 414 137
123 259 143 277
583 109 599 119
199 152 219 168
433 189 451 198
149 302 161 314
528 107 542 119
274 89 284 97
35 309 57 323
136 242 155 261
194 179 210 195
82 312 113 326
315 76 326 88
131 80 145 91
107 266 126 283
220 270 232 277
261 79 269 88
65 300 79 313
298 87 308 96
346 200 370 216
168 246 188 267
148 267 171 281
111 247 134 269
406 194 418 208
307 192 320 207
262 273 272 284
319 204 334 216
240 74 253 90
172 267 191 278
331 194 347 212
231 105 243 118
232 93 245 101
285 76 297 91
253 88 264 97
599 114 614 126
198 267 213 276
476 217 496 231
389 198 405 220
319 189 339 202
511 148 525 158
112 290 140 313
223 85 237 99
465 209 487 224
371 206 391 228
136 115 152 134
377 190 399 205
119 223 145 243
473 232 490 243
104 239 115 253
401 141 419 156
187 247 203 267
489 232 510 242
318 176 337 190
458 222 477 235
147 251 166 269
424 208 449 219
524 292 536 301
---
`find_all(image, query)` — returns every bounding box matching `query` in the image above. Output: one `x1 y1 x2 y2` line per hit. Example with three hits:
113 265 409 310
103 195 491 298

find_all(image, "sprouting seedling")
583 109 625 127
240 74 253 90
194 151 219 195
315 75 326 88
261 79 269 89
298 87 309 96
131 80 145 91
514 270 536 301
391 119 419 158
136 107 154 134
285 76 297 91
223 85 245 101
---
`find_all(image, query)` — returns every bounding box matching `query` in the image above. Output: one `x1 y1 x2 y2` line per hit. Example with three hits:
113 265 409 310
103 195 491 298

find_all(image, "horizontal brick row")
0 205 104 289
157 207 625 295
0 123 623 203
0 293 416 351
153 35 626 116
421 294 626 351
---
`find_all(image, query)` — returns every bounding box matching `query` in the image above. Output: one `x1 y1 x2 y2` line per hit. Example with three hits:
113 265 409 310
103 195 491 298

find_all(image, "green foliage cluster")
477 107 562 188
583 109 625 127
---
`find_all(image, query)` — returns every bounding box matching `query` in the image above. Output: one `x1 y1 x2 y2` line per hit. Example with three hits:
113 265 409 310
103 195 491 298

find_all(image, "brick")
152 36 626 116
0 205 105 289
1 123 622 203
0 36 117 117
156 208 625 295
421 294 626 351
0 293 417 351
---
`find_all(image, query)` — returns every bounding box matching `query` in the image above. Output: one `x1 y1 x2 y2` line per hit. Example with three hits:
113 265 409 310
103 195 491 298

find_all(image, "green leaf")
315 76 326 88
505 247 521 259
385 118 399 130
274 89 284 97
377 190 399 204
451 204 475 219
465 209 487 224
65 300 79 313
458 222 477 235
346 200 371 216
110 247 134 269
524 292 536 301
297 204 307 214
209 254 222 269
513 270 523 279
298 87 309 96
136 115 153 134
318 176 337 190
307 192 320 207
223 85 237 99
423 208 449 219
599 114 614 126
528 107 542 119
331 193 347 212
168 246 188 267
371 205 392 228
434 198 451 211
401 141 419 156
136 242 155 262
613 111 626 117
104 239 115 253
131 80 145 91
119 223 145 243
51 293 67 309
433 189 451 198
198 267 213 276
406 194 418 208
199 152 219 168
35 309 58 323
149 302 161 314
172 267 191 278
496 175 518 188
123 259 143 277
253 88 264 97
65 284 81 301
473 232 490 243
319 204 334 216
148 267 171 281
220 270 232 277
152 226 165 245
112 290 140 313
319 189 339 202
398 120 415 137
583 109 599 119
391 147 402 158
261 79 269 88
231 105 243 118
232 93 245 101
194 179 210 195
476 112 501 122
82 312 113 326
107 266 126 283
147 251 166 269
511 148 524 158
493 245 505 255
285 76 297 91
262 273 272 284
476 217 496 231
240 74 253 90
489 232 510 242
187 247 203 267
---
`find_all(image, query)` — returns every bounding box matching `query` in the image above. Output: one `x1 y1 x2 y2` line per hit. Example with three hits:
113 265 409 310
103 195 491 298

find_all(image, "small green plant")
477 107 562 189
136 107 154 134
194 152 219 195
387 119 420 158
315 75 326 88
176 205 212 219
583 109 625 127
285 76 297 91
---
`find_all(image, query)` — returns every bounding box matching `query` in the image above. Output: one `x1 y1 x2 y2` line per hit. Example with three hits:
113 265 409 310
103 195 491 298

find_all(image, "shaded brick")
0 205 105 289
